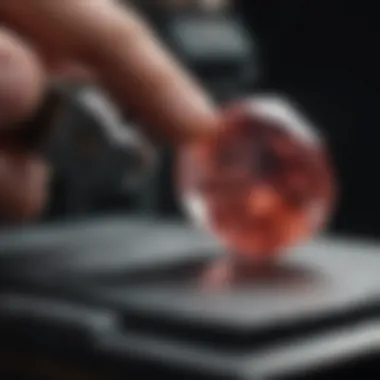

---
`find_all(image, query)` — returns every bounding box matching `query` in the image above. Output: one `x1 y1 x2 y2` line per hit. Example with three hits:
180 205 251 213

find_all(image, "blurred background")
2 1 380 378
38 0 380 240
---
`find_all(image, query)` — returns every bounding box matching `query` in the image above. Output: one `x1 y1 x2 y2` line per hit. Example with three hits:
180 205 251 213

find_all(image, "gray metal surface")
0 217 379 378
0 217 219 278
95 232 380 330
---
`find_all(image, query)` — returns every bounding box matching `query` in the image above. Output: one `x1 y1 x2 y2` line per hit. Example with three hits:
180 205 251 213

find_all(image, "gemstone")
177 96 336 261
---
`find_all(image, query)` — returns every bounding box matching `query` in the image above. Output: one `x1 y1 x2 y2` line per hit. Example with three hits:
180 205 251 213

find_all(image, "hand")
0 0 218 221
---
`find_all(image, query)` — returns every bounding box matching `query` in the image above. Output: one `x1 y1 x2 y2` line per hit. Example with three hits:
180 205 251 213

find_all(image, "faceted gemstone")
177 96 336 261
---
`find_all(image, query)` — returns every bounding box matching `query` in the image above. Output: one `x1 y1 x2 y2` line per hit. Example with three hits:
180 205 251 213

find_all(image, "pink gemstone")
177 96 336 261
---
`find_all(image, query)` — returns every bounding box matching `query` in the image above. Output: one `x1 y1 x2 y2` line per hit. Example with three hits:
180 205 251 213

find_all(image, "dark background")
237 1 380 237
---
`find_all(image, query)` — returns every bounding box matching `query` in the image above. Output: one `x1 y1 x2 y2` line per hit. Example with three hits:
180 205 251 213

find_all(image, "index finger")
3 0 219 144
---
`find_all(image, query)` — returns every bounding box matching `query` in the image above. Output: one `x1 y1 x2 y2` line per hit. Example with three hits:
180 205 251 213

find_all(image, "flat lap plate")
0 217 380 378
0 217 379 334
92 237 380 334
0 216 219 280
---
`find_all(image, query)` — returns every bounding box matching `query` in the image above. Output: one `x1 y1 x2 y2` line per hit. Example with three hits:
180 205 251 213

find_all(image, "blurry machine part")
134 0 259 102
135 0 229 12
200 0 229 11
151 0 259 102
44 85 157 219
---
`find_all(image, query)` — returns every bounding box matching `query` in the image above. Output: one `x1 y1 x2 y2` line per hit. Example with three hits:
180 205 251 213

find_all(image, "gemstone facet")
177 96 335 260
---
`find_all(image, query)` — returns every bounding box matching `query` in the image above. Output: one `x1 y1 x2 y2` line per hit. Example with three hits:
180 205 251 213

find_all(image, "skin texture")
0 0 218 221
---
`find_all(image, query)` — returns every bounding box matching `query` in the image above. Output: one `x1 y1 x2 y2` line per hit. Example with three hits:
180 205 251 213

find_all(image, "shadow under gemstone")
200 255 323 290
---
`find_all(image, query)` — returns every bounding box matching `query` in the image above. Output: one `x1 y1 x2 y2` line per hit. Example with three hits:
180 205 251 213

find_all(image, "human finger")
0 28 45 127
2 1 218 144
